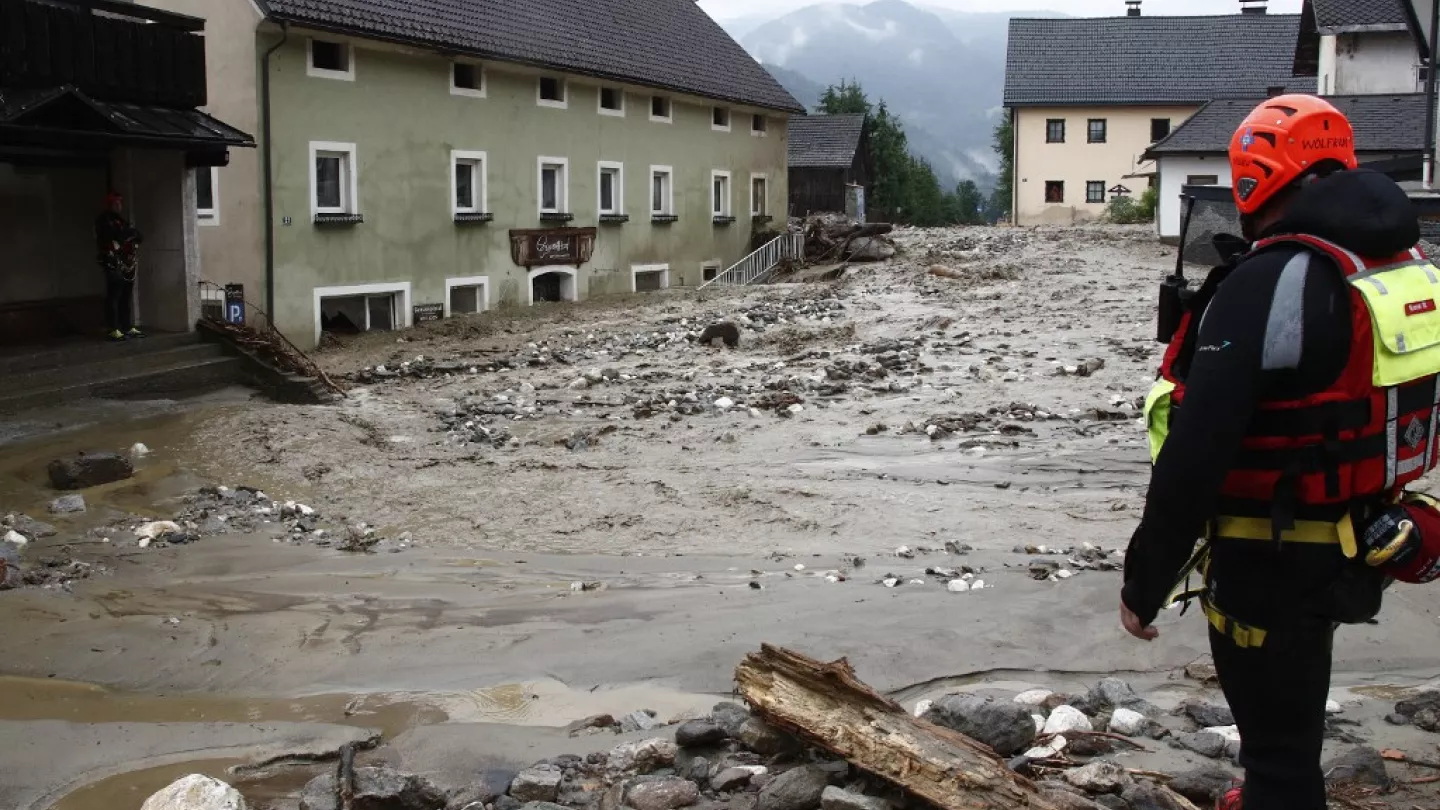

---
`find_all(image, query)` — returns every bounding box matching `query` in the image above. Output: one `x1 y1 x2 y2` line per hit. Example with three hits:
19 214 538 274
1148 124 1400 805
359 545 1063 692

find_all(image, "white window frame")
526 267 577 306
751 113 768 137
451 150 488 215
306 38 354 81
309 141 358 217
597 161 624 215
538 156 570 215
650 95 673 123
196 166 220 226
444 275 490 317
631 263 671 293
537 76 568 109
450 61 486 98
598 86 625 117
312 281 411 345
650 165 674 216
712 106 731 132
750 172 768 216
711 170 732 217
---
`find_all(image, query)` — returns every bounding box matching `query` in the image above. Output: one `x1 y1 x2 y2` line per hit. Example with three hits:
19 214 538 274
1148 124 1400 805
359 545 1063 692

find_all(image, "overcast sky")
699 0 1303 21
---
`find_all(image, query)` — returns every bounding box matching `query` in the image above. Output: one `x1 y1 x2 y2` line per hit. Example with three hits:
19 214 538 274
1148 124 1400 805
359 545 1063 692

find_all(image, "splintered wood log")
735 644 1059 810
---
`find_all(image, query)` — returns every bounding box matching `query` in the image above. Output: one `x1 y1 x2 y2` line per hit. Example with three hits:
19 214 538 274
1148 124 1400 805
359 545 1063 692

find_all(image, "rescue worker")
1121 95 1438 809
95 191 144 341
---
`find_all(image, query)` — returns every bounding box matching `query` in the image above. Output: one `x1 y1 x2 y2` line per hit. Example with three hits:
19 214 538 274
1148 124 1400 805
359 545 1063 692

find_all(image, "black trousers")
1206 538 1384 810
103 269 134 332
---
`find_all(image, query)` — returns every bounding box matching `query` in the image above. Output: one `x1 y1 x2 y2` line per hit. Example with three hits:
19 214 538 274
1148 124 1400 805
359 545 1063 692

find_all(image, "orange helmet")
1228 94 1358 215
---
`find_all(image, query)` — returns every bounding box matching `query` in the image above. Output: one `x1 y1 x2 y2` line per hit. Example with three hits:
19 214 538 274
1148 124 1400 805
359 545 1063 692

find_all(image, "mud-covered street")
4 225 1440 809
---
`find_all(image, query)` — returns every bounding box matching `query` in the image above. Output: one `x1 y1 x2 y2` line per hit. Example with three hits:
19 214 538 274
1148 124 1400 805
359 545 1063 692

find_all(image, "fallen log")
735 644 1059 809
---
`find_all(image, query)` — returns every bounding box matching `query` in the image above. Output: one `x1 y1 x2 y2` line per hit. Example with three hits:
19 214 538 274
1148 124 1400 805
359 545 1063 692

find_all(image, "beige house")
1003 0 1306 226
138 0 801 346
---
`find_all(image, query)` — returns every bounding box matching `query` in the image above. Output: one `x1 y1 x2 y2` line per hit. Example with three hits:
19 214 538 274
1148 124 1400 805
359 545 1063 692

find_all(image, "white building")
1302 0 1428 94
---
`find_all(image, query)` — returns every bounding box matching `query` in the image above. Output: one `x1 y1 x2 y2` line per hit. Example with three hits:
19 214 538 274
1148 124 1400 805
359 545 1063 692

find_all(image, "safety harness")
1147 236 1440 646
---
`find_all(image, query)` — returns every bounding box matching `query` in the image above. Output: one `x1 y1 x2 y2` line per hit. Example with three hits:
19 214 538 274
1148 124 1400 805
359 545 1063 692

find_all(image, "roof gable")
260 0 804 113
1144 93 1426 157
1004 13 1308 106
1310 0 1410 32
787 114 865 168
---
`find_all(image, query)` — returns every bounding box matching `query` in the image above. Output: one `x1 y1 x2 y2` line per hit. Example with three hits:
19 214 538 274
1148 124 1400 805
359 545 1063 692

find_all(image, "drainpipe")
261 22 289 318
1426 0 1439 189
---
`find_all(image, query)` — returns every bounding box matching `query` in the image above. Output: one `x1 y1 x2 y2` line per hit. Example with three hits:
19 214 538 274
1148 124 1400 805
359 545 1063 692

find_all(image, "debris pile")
801 214 896 263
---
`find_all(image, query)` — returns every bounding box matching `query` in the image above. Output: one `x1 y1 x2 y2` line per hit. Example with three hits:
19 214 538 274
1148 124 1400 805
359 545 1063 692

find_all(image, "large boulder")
1120 783 1192 810
736 718 802 756
676 720 728 748
922 694 1036 756
1178 700 1234 728
141 775 246 810
48 452 133 490
509 765 563 803
1086 679 1160 718
624 776 701 810
710 702 750 736
1324 747 1391 788
1167 766 1236 804
1063 761 1130 795
607 738 678 776
756 766 830 810
298 767 445 810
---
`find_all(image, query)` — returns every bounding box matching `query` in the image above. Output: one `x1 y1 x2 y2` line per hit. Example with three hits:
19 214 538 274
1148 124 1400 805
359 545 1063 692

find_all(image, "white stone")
138 538 152 548
568 377 590 390
895 545 913 557
970 579 986 589
715 397 735 410
1042 705 1093 735
1032 714 1046 732
3 529 28 547
1014 689 1053 706
140 775 247 810
297 504 315 517
882 578 899 588
1325 700 1342 714
1056 569 1074 579
946 579 970 593
913 699 933 717
788 404 805 414
793 564 806 571
1204 725 1241 743
1023 735 1067 759
684 392 699 403
130 442 152 458
1064 761 1130 794
1108 707 1148 736
134 521 182 540
908 578 925 585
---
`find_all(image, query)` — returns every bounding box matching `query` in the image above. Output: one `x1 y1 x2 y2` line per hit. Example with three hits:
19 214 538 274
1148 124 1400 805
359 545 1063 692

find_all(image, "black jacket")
95 212 142 261
1121 170 1423 626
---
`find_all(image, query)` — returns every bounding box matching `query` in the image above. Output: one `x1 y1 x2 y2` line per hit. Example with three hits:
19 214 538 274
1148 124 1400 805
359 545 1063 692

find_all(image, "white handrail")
700 232 803 288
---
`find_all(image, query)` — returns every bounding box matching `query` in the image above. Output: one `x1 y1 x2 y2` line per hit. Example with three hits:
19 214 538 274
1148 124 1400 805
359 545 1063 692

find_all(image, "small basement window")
320 292 395 334
448 281 487 315
600 87 624 115
539 77 567 107
308 38 352 79
651 95 672 121
1044 181 1064 204
633 264 670 292
702 262 721 283
452 62 484 96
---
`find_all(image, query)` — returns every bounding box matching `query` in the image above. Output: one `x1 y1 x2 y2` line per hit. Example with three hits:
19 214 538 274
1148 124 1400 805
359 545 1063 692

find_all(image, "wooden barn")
787 114 870 216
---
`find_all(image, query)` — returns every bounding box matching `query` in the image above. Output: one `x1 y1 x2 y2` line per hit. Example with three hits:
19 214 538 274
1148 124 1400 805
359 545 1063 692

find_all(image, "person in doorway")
1121 95 1439 809
95 191 144 341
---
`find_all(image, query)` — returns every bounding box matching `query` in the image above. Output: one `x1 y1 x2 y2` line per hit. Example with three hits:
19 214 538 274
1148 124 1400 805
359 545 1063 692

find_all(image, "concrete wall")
0 163 106 306
1322 32 1423 95
1013 105 1196 226
139 0 266 320
1155 156 1232 240
113 148 200 332
261 32 789 345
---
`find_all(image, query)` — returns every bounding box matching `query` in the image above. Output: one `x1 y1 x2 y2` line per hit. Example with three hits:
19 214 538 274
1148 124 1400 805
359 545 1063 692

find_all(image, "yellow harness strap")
1213 514 1359 559
1201 595 1269 649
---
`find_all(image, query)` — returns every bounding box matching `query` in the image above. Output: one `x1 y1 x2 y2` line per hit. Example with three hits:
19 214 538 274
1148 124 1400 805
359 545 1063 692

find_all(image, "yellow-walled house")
1002 0 1307 226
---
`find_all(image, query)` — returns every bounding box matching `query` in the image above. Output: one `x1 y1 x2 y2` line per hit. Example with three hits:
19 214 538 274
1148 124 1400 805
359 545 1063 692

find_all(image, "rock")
140 774 246 810
493 797 522 810
1063 761 1130 795
710 702 749 736
625 776 701 810
130 442 152 458
1414 706 1440 732
1184 657 1219 684
819 786 887 810
134 521 184 541
1167 766 1236 804
1036 784 1109 810
621 710 662 733
1395 690 1440 718
1043 705 1093 735
737 718 801 756
3 529 27 547
1087 678 1159 717
1176 731 1227 759
518 803 568 810
1323 746 1391 788
1325 699 1343 714
448 770 518 807
298 768 445 810
686 756 711 786
1180 699 1234 728
48 494 86 514
1014 689 1053 706
923 693 1037 756
712 768 757 793
48 451 133 490
1023 735 1067 759
676 720 728 748
510 765 563 802
946 579 970 592
714 397 736 411
607 738 677 775
1108 708 1148 737
568 377 590 390
1120 783 1191 810
756 765 829 810
847 237 895 262
698 322 741 348
5 514 56 538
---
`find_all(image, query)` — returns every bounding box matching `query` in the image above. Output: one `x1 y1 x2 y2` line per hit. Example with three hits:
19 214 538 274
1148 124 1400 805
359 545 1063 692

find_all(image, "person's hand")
1121 600 1159 641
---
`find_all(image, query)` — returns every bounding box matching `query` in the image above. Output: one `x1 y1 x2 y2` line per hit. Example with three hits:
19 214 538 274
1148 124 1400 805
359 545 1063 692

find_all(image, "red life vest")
1157 235 1439 524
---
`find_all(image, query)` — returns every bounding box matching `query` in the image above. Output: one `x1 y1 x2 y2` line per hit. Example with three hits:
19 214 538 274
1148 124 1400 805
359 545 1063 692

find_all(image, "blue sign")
224 284 245 325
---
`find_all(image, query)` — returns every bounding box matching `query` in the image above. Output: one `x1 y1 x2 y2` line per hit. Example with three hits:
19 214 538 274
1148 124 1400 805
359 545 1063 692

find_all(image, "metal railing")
196 280 345 397
700 231 804 288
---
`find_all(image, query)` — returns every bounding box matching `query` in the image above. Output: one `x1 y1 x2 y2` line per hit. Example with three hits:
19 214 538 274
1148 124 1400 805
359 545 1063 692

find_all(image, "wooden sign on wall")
509 227 597 267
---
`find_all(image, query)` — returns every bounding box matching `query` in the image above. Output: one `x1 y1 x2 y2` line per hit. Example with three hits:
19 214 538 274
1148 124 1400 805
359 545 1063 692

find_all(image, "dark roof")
787 114 865 168
1004 13 1309 106
0 85 255 148
1144 93 1426 158
1310 0 1409 32
258 0 804 113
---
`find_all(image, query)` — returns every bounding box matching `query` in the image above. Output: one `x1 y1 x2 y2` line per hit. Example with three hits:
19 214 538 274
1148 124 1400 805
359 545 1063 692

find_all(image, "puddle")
49 757 317 810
